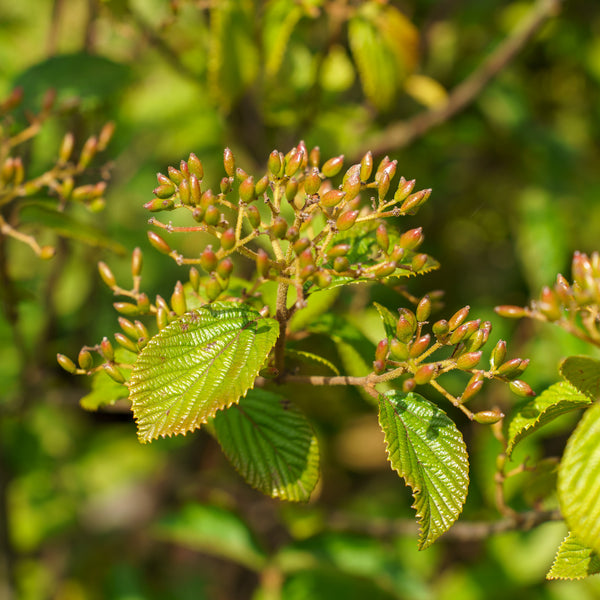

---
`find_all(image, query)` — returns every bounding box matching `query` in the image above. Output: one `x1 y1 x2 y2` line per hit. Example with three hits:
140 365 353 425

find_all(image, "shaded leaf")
547 532 600 580
378 391 469 549
289 286 340 332
374 302 397 340
559 355 600 400
262 0 304 77
506 381 591 458
285 348 340 376
154 503 266 571
129 303 279 442
558 402 600 555
213 389 320 502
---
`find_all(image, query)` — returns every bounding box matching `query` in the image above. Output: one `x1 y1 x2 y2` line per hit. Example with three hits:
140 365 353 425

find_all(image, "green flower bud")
189 175 202 205
118 317 138 338
136 293 151 313
321 189 345 208
255 174 269 196
239 176 255 202
204 205 220 226
78 349 93 370
154 180 176 199
171 281 187 316
285 147 303 177
495 305 528 318
144 198 174 212
342 165 361 200
390 338 409 361
78 135 98 169
268 150 283 177
293 238 311 255
333 256 350 272
246 205 261 228
59 132 75 162
131 247 143 278
411 254 428 272
449 319 480 345
299 248 314 269
539 286 561 321
221 228 236 251
100 337 114 362
414 363 435 385
134 320 148 340
314 269 332 288
398 227 424 250
409 334 430 358
217 257 234 279
456 351 482 370
156 307 169 330
98 262 117 288
416 295 431 322
271 216 288 239
309 146 320 168
375 262 397 278
188 153 204 179
396 314 416 342
57 354 77 374
377 171 390 202
200 246 217 273
235 168 249 182
103 363 126 384
114 332 138 353
113 302 140 316
509 379 535 397
496 358 526 379
304 168 321 195
336 210 359 231
256 248 269 278
147 231 172 255
168 166 184 185
401 189 431 213
448 306 470 331
223 147 235 177
473 409 504 424
360 151 373 181
432 319 449 338
189 267 200 292
286 226 299 242
285 177 299 202
219 177 231 194
327 244 350 259
375 224 389 253
490 340 507 370
321 155 344 178
97 121 115 151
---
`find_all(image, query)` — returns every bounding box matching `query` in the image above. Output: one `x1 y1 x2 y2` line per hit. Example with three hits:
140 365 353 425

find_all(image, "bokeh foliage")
1 0 600 598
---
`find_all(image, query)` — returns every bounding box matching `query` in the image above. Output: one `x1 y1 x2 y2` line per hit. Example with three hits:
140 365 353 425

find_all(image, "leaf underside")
547 531 600 580
129 303 279 443
378 391 469 549
213 389 320 502
558 401 600 556
506 381 591 458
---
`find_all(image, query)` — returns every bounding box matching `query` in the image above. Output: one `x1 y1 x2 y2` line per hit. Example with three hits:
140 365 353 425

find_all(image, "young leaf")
506 381 591 458
154 503 267 571
558 401 600 555
285 348 340 376
129 303 279 443
378 391 469 549
213 389 320 502
559 356 600 400
547 532 600 580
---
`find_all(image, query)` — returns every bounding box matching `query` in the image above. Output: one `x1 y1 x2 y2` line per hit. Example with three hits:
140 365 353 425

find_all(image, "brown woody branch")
355 0 563 159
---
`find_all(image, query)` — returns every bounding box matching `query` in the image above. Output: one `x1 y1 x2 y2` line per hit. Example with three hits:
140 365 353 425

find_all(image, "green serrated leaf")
506 381 591 458
18 204 126 254
547 531 600 580
559 356 600 400
286 349 340 376
154 502 267 571
213 389 320 502
378 391 469 549
373 302 397 339
558 401 600 555
129 303 279 443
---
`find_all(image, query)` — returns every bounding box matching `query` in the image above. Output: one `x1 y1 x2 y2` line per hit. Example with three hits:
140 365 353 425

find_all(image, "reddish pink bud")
360 151 373 181
375 339 389 363
147 231 172 255
223 147 235 177
398 227 424 250
321 155 344 178
456 351 482 370
336 210 359 231
414 364 435 385
321 189 346 208
409 334 430 358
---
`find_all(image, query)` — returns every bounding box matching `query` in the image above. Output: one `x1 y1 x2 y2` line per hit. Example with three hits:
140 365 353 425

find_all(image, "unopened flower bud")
168 166 184 185
373 359 386 374
113 302 140 316
255 174 269 196
78 349 93 370
390 338 409 361
189 175 202 205
78 136 98 169
409 334 430 358
411 254 428 272
156 307 169 330
57 354 77 374
285 147 303 177
314 270 332 288
403 378 416 393
414 363 435 385
473 409 504 424
256 248 269 278
336 210 359 231
298 248 314 269
461 373 484 403
187 153 204 179
495 305 528 318
375 338 389 363
268 150 282 177
309 146 320 168
171 281 187 316
293 238 311 255
333 256 350 272
200 246 218 273
432 319 449 338
39 246 56 260
154 181 176 199
376 224 389 252
204 205 220 226
448 306 470 331
401 189 431 213
221 228 236 251
147 231 172 255
539 286 561 321
98 262 117 288
217 257 234 279
360 151 373 181
327 244 350 259
398 227 424 250
456 351 482 370
304 168 321 195
59 132 75 162
131 247 143 278
342 165 361 200
97 121 115 151
509 379 535 397
114 332 138 353
496 358 526 379
271 216 288 239
300 264 316 280
223 147 235 177
103 363 126 384
320 189 345 208
321 155 344 178
100 337 114 362
239 176 255 202
375 262 397 278
416 295 431 322
489 340 507 370
377 171 390 202
285 177 299 202
118 317 138 339
246 205 261 228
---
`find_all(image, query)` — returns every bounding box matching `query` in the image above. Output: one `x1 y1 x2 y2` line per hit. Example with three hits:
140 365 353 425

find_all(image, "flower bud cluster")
496 251 600 347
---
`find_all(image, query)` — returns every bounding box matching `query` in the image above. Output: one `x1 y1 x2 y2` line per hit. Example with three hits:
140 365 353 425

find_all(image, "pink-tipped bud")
320 189 345 208
360 151 373 181
200 246 218 273
321 155 344 178
223 148 235 177
147 231 172 255
398 227 424 250
171 281 187 316
456 351 482 370
409 334 430 358
336 210 359 231
414 364 435 385
509 379 535 397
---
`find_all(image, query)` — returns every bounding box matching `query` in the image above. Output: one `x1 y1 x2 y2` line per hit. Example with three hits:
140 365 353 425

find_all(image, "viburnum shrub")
58 141 537 550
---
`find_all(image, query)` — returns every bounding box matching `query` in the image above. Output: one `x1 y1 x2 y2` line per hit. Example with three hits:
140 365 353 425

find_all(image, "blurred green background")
1 0 600 598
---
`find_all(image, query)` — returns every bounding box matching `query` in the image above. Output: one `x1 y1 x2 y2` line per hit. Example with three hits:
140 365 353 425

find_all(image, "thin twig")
355 0 563 159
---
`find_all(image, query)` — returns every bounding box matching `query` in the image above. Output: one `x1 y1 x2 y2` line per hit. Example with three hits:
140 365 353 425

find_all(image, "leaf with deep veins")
379 391 469 549
129 303 279 442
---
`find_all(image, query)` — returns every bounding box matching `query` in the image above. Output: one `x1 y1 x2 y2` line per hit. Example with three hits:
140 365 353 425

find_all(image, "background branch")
355 0 563 159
